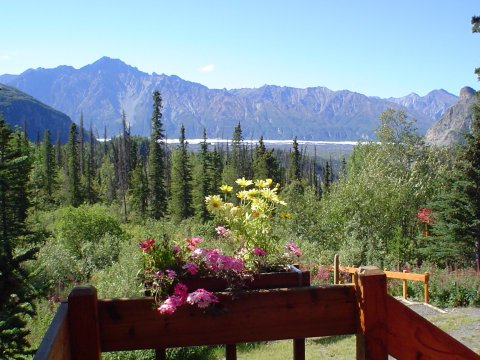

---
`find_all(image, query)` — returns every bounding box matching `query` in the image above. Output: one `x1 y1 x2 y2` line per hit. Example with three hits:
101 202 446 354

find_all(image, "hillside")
1 57 458 141
0 83 78 143
424 87 477 146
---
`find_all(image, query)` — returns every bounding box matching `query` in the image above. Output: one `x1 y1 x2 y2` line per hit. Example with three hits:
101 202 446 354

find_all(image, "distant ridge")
0 83 80 143
424 87 477 146
0 57 458 141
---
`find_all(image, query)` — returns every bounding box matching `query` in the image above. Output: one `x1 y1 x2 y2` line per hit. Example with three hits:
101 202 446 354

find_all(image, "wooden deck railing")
332 254 430 303
34 267 479 360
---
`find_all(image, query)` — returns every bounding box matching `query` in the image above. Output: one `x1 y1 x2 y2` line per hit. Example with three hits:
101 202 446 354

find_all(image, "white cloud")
0 54 12 60
199 64 215 73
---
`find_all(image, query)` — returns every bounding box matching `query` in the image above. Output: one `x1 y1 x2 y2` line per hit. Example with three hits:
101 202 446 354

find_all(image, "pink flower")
417 208 432 223
186 237 204 251
173 283 188 302
157 298 177 314
254 246 267 257
186 289 219 309
215 226 230 236
285 242 302 257
172 245 181 253
139 239 155 252
182 262 199 275
166 269 176 279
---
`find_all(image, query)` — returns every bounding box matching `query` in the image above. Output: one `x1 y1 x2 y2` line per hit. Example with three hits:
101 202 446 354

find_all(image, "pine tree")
129 158 149 218
323 160 331 193
195 128 212 222
0 116 35 358
85 123 97 204
170 125 194 222
79 111 85 176
43 129 56 201
289 137 301 182
148 90 167 219
65 123 82 206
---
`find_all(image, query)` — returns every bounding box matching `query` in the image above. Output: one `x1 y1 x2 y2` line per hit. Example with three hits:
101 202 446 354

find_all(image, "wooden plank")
354 267 388 360
333 254 340 284
384 270 426 282
98 285 356 352
386 295 480 359
34 303 71 360
68 286 101 360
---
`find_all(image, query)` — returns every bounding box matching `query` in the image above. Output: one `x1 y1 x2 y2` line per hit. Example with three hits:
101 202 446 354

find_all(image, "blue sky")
1 0 478 97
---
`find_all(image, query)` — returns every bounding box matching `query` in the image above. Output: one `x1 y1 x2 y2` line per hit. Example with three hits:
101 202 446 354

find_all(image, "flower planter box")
182 268 310 292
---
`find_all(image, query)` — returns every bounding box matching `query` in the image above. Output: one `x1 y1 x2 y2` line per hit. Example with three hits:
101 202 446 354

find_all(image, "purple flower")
186 289 219 308
182 262 199 275
254 246 267 257
285 242 302 257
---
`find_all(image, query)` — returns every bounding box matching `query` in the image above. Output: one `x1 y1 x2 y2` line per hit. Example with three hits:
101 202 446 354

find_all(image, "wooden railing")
34 267 479 360
332 254 430 303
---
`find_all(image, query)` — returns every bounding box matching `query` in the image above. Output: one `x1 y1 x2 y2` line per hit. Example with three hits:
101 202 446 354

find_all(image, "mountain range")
0 56 459 141
0 83 77 143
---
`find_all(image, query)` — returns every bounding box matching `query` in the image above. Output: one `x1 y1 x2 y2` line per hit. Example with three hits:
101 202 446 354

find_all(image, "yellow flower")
280 212 293 219
220 184 233 193
230 206 243 217
247 189 259 200
236 190 249 200
255 178 273 188
205 195 223 213
235 177 253 188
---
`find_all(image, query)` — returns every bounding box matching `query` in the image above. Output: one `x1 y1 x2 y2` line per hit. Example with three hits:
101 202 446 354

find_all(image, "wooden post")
68 286 101 360
402 270 407 300
354 266 388 360
334 254 340 284
225 344 237 360
293 339 305 360
155 349 167 360
424 272 429 304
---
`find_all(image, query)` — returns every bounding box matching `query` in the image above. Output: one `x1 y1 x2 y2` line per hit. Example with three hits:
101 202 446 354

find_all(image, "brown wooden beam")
97 285 356 352
354 266 388 360
68 286 101 360
34 303 71 360
386 295 480 359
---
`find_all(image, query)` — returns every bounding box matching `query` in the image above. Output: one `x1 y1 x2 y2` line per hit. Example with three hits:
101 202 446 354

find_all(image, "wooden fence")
33 266 479 360
332 254 430 303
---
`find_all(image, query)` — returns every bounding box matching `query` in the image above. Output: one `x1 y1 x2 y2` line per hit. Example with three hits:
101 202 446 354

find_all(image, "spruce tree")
130 159 149 218
148 90 167 219
65 123 82 206
43 129 56 201
289 137 301 182
170 125 194 222
0 116 35 358
195 128 212 222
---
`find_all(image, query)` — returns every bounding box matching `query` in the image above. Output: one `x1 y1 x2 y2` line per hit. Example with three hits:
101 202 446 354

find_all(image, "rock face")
424 87 477 147
0 83 78 143
1 57 458 140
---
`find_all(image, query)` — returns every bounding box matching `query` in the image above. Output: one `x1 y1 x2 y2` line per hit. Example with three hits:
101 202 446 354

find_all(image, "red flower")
139 239 155 252
417 208 432 223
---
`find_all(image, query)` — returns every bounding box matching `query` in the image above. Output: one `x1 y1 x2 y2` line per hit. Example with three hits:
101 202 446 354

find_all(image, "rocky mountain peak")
459 86 476 99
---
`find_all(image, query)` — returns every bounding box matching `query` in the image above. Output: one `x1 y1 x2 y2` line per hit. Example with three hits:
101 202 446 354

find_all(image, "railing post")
402 270 408 300
354 266 388 360
225 344 237 360
293 339 305 360
333 254 340 284
155 349 166 360
424 272 429 304
68 286 101 360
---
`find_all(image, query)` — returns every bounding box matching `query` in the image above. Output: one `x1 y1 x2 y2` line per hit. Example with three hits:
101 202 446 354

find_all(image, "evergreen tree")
43 129 56 201
65 123 82 206
129 158 149 218
323 160 331 193
289 137 301 182
79 111 85 176
195 128 212 222
148 90 167 219
170 125 194 222
0 116 35 358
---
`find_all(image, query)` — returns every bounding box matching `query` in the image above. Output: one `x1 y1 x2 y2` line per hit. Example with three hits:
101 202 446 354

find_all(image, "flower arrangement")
141 178 302 314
